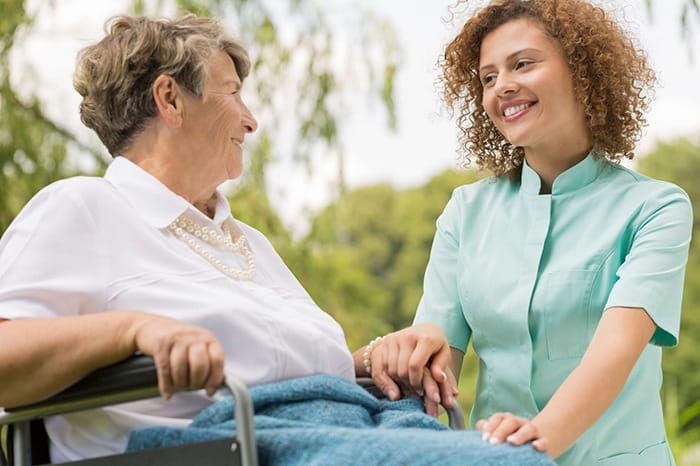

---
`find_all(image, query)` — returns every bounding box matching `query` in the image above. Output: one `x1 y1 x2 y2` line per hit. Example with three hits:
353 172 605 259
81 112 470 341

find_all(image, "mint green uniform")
414 154 692 465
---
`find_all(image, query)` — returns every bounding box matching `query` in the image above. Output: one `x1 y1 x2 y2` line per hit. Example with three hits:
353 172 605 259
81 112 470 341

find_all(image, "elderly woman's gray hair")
73 14 250 156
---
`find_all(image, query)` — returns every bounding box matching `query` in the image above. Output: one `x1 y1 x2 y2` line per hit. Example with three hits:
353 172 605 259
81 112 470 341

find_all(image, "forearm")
532 356 630 457
532 307 655 457
0 311 144 407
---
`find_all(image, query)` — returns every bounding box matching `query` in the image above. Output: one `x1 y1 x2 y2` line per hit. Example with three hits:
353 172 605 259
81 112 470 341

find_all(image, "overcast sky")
14 0 700 233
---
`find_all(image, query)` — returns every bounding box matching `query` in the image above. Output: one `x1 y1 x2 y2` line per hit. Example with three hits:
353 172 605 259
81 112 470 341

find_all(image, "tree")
0 0 400 235
298 169 484 348
0 0 105 233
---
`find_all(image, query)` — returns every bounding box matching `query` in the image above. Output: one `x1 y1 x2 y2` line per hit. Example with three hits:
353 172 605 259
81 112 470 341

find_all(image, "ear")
152 75 184 127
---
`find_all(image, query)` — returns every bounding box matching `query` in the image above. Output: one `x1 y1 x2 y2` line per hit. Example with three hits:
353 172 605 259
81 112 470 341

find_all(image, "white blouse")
0 156 354 462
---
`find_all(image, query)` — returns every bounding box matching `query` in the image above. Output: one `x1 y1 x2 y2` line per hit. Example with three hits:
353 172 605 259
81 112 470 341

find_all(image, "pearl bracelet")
362 336 385 375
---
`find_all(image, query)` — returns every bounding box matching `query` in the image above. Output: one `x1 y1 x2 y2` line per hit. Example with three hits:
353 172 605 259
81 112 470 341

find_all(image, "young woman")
366 1 692 465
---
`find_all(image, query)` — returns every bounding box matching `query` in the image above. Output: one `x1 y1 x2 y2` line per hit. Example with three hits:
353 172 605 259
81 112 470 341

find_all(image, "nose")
494 72 519 97
241 102 258 133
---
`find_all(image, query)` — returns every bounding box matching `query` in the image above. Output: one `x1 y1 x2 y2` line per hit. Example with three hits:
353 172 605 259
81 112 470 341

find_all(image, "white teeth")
504 103 531 117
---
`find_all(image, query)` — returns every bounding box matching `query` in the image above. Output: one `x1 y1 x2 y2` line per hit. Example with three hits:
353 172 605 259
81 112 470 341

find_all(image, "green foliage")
293 169 484 349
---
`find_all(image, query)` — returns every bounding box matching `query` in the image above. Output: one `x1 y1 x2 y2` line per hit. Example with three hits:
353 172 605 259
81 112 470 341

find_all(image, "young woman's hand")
368 323 458 415
476 412 550 454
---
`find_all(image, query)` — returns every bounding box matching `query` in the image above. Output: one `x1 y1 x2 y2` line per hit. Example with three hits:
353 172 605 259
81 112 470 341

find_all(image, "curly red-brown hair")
441 0 656 176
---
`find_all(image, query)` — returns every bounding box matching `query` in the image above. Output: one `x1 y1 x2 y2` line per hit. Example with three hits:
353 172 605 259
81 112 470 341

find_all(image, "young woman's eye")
481 74 496 86
515 60 533 70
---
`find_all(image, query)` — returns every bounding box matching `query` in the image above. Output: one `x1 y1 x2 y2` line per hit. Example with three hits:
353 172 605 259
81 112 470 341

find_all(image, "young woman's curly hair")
441 0 656 176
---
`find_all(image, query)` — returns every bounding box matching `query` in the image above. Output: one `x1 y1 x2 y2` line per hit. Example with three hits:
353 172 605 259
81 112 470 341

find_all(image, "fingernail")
482 431 490 442
388 390 398 400
506 435 516 443
433 392 440 403
489 436 501 445
441 371 447 382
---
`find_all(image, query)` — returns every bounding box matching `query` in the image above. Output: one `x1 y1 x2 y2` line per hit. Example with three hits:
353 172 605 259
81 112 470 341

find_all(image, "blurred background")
1 0 699 463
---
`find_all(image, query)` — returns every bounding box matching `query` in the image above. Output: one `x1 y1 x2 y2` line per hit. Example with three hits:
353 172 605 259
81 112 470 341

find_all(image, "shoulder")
601 163 692 231
604 162 689 197
32 176 116 206
20 176 114 214
445 175 514 216
602 163 691 209
6 176 122 235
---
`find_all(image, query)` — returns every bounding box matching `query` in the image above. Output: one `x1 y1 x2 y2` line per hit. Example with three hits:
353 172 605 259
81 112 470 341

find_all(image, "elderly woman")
0 14 360 462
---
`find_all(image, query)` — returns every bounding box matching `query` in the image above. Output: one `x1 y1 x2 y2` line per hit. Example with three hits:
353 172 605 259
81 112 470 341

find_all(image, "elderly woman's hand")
368 323 458 416
128 312 226 400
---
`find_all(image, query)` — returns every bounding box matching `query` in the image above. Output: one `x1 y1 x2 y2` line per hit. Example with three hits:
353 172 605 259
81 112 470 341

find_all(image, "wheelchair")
1 355 464 466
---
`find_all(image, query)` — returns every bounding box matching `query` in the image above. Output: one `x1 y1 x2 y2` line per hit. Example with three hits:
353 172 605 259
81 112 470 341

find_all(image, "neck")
523 139 592 195
123 129 219 217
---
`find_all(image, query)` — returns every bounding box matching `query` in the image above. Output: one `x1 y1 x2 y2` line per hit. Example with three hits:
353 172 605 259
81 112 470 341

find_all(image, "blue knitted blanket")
126 374 554 466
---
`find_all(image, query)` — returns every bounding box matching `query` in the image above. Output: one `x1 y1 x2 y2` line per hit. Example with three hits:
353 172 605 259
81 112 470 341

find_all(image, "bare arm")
479 306 655 458
0 311 225 408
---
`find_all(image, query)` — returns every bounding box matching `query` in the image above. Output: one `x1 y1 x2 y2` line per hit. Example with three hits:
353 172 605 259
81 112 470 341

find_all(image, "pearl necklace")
168 215 256 280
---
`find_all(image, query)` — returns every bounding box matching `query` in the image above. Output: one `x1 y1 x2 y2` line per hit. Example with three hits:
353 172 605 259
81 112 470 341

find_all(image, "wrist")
362 335 385 376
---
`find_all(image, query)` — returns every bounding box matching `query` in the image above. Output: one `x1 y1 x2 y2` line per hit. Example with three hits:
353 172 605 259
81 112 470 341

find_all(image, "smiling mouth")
503 103 533 117
231 137 243 148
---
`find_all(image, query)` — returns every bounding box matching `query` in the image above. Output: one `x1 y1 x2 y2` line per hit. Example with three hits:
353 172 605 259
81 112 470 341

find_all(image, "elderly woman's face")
180 50 257 184
478 18 589 156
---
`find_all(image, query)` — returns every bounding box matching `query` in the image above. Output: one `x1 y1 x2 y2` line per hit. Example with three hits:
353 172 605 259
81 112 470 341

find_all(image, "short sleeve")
0 182 106 319
413 191 471 351
605 185 693 347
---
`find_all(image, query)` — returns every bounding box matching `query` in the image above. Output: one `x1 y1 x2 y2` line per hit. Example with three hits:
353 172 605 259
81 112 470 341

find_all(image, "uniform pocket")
543 270 597 360
596 440 673 465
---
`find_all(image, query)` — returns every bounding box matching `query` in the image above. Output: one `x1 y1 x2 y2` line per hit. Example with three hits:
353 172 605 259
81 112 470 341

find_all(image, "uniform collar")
104 156 233 229
520 151 606 196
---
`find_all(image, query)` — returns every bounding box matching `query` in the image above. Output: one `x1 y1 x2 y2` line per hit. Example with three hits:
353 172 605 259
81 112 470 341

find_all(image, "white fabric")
0 156 355 462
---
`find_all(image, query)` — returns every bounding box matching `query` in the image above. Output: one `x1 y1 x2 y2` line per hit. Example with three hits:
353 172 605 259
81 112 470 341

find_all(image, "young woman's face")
478 18 590 157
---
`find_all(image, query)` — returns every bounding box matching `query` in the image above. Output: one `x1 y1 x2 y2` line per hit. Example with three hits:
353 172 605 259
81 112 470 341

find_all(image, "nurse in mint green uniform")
413 153 690 465
363 1 693 465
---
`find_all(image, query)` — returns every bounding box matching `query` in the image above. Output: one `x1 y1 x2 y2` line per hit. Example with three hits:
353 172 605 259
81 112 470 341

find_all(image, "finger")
386 336 407 389
489 415 525 444
422 368 441 407
506 422 539 446
423 392 439 418
475 419 488 432
169 343 190 389
205 342 225 396
479 412 507 441
532 438 549 453
427 342 452 383
371 341 401 401
437 376 455 409
187 343 211 390
153 348 174 400
408 338 435 392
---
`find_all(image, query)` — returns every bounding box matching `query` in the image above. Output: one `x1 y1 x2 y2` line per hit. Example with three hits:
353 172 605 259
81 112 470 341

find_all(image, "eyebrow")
479 48 543 73
222 79 242 89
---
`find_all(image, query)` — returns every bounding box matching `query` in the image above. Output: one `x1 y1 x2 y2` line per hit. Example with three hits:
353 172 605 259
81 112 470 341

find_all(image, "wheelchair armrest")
0 354 258 466
355 377 466 430
1 354 161 422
